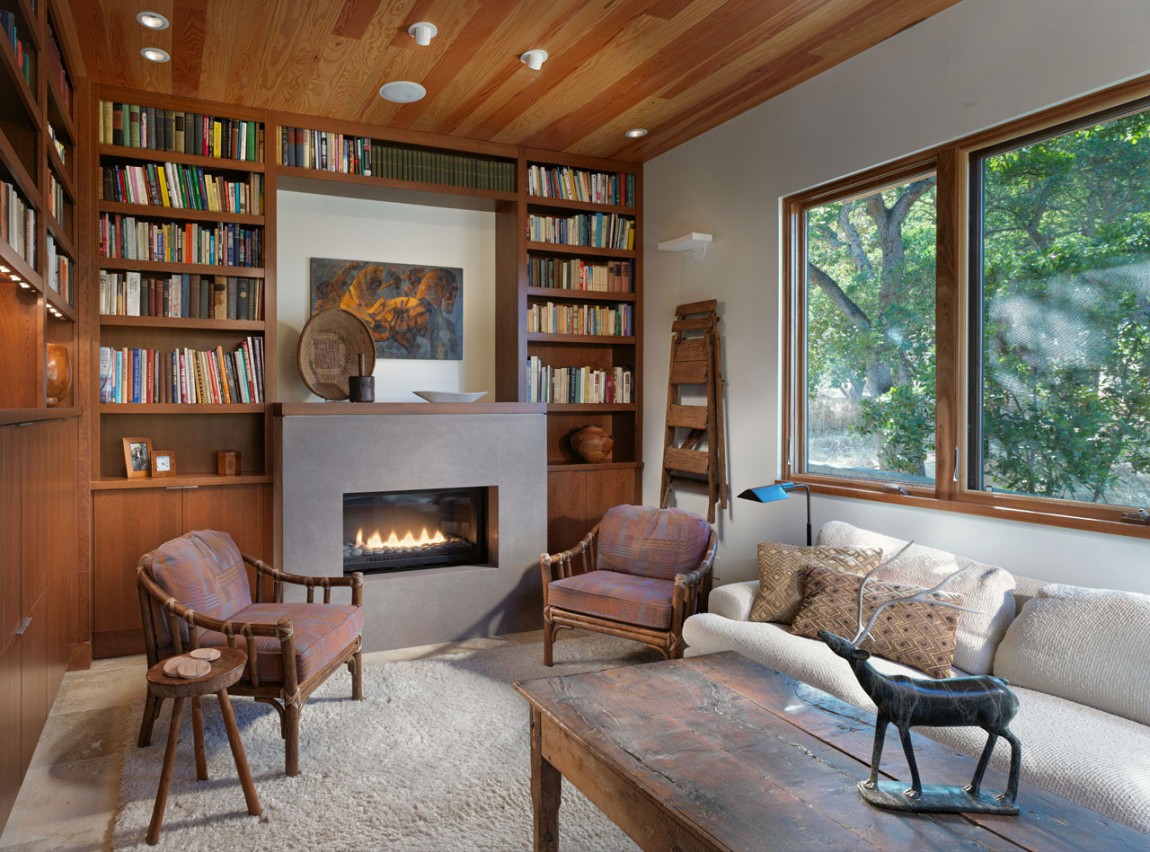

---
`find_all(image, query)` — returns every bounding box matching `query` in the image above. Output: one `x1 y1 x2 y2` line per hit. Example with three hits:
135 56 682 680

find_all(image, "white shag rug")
112 633 656 850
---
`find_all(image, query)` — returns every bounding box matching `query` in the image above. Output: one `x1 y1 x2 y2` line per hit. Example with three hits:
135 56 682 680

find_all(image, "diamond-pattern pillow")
748 542 883 624
790 564 963 678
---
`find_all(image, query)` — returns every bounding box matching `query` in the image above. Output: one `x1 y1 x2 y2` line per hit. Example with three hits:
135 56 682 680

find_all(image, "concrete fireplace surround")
273 402 547 652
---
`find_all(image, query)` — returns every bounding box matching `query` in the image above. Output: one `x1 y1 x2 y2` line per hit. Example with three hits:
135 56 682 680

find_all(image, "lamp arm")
791 484 812 546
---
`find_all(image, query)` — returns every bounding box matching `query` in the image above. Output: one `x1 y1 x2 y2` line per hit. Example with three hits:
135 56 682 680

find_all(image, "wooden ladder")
659 300 728 523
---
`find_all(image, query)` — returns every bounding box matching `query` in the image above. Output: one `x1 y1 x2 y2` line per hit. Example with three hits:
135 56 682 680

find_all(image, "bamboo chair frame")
540 522 717 665
136 551 364 776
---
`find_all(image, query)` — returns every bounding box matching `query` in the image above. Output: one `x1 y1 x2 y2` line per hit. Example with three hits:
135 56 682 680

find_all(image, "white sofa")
682 521 1150 833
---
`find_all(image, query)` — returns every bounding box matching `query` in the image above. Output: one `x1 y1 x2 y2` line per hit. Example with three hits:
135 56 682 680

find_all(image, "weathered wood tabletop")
515 651 1147 851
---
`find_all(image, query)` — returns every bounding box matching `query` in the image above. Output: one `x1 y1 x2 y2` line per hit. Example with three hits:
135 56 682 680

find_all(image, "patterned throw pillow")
748 542 883 624
790 564 963 678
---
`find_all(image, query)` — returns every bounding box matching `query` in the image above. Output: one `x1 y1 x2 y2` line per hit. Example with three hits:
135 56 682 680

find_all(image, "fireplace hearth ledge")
274 406 547 653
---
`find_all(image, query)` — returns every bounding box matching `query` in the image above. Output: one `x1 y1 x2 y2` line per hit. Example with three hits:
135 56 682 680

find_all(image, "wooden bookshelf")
0 0 81 831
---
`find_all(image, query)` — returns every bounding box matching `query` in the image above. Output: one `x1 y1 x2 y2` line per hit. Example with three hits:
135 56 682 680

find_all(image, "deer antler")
851 545 983 646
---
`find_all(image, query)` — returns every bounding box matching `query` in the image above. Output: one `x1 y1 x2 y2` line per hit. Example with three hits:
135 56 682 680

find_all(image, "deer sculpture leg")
866 715 890 789
966 732 998 798
1002 729 1022 805
895 724 924 800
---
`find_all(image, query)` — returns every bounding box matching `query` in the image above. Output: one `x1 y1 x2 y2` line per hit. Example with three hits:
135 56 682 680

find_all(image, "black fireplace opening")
342 486 489 575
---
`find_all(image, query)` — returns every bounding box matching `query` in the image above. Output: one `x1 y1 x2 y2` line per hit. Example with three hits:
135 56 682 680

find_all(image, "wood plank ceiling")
62 0 961 162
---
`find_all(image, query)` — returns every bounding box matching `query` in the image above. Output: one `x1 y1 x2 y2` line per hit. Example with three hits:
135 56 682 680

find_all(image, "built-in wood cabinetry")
0 0 82 830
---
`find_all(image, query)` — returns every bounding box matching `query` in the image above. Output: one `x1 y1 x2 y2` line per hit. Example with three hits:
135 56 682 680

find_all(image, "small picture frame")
123 437 153 479
151 449 176 478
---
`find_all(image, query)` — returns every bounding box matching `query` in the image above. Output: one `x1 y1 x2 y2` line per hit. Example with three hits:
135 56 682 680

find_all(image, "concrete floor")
0 635 539 851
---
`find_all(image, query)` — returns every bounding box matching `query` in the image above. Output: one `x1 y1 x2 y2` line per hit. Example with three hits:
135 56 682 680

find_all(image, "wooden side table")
144 647 262 845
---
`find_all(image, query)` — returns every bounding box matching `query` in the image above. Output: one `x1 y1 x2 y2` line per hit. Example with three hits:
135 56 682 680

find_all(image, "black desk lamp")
737 482 812 546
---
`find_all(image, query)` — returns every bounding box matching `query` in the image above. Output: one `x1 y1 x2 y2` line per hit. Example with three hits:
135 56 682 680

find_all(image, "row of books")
48 172 66 225
527 257 633 292
0 11 33 88
527 212 636 250
279 127 517 193
99 271 262 321
98 338 264 405
49 122 67 164
101 162 265 215
98 101 264 162
1 181 36 267
526 165 635 208
45 20 72 113
46 235 73 305
526 358 633 405
527 302 633 337
99 214 263 267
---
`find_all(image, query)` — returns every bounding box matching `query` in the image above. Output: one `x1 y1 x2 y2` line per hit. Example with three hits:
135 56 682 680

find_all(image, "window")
784 81 1150 537
971 104 1150 506
801 172 938 486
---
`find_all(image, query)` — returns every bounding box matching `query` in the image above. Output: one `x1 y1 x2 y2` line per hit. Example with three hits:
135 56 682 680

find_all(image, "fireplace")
342 486 489 575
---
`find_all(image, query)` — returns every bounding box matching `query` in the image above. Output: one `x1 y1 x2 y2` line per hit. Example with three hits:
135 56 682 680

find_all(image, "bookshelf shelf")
98 144 267 173
545 403 639 413
527 287 636 302
96 258 265 277
91 473 273 491
98 403 266 415
525 241 633 259
527 333 636 345
100 315 265 331
98 201 263 226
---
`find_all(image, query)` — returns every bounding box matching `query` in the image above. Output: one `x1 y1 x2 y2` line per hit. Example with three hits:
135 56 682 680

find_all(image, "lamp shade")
738 483 795 503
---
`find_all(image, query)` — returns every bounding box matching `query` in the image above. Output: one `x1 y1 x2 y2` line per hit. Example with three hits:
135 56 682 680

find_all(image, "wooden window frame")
782 74 1150 541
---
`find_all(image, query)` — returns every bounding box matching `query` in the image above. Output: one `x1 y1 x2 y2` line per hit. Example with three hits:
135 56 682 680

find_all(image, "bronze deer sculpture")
819 556 1022 809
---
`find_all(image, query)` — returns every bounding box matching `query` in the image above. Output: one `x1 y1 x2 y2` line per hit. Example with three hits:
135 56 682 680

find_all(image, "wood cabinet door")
92 489 183 657
181 484 272 562
0 641 19 830
0 427 20 657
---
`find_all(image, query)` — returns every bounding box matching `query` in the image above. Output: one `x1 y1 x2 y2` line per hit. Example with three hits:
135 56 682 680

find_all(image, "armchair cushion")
597 505 712 580
148 529 253 647
549 571 676 629
200 602 364 683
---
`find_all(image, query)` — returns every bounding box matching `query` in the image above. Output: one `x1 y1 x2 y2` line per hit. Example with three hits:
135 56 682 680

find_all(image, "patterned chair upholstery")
136 529 364 776
540 505 717 665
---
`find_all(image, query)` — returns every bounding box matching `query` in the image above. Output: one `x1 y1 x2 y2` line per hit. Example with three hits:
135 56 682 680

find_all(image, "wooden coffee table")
515 651 1147 851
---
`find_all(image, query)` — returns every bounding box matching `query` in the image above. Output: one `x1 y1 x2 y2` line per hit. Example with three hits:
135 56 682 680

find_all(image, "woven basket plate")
297 309 375 400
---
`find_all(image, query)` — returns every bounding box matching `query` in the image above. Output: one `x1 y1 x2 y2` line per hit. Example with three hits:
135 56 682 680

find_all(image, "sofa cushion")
748 541 883 624
816 521 1015 675
596 505 712 581
790 564 963 678
549 570 676 629
994 584 1150 726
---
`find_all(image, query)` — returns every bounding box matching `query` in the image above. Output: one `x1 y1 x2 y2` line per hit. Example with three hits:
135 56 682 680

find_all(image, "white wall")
643 0 1150 591
276 190 496 402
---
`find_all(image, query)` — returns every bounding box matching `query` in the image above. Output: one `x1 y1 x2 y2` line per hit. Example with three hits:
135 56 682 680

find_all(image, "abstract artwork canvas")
310 258 463 360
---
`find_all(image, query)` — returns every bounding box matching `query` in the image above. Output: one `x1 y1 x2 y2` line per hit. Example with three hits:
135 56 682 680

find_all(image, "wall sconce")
658 232 712 260
408 22 437 46
738 482 812 546
520 49 548 71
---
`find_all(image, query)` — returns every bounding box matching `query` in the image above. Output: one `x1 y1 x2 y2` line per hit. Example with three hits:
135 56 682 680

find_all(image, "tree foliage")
804 106 1150 505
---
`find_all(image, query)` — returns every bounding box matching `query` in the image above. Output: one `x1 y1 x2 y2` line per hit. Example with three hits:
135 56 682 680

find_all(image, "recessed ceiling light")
136 11 170 30
520 49 548 71
141 47 170 63
625 128 648 139
407 22 437 46
379 81 427 103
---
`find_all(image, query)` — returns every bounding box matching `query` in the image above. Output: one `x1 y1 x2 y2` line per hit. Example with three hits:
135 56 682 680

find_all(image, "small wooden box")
217 451 242 476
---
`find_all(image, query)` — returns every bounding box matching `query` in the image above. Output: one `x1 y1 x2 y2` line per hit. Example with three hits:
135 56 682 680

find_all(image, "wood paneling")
0 642 18 829
0 428 20 657
546 466 639 553
58 0 961 162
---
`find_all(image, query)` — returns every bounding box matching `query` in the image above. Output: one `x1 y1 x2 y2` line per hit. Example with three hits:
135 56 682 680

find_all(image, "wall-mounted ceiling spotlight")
520 49 548 71
136 11 169 30
141 47 171 63
407 22 437 46
625 128 648 138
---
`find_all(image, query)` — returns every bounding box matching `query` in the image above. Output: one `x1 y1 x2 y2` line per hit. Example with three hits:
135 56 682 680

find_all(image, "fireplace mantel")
273 402 545 416
274 405 547 652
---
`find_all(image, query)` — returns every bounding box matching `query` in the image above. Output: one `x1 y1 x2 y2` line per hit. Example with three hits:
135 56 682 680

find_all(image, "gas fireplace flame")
356 527 448 550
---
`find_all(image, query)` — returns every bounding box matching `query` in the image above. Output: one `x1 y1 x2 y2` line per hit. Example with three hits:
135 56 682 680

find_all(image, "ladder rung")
663 447 711 476
666 473 710 492
668 404 708 429
670 361 709 384
673 338 710 361
672 317 715 332
674 299 718 317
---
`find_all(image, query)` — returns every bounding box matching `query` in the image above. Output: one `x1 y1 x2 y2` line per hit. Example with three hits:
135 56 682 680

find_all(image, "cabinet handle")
15 617 31 635
164 485 200 491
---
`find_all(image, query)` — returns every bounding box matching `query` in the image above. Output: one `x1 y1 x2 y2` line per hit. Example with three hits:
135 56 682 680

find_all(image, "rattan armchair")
540 504 717 665
136 529 364 776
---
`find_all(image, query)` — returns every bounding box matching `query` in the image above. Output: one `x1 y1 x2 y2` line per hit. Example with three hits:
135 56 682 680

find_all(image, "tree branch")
807 262 871 329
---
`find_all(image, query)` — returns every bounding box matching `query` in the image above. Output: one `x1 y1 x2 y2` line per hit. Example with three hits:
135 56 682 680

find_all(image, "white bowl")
413 390 487 403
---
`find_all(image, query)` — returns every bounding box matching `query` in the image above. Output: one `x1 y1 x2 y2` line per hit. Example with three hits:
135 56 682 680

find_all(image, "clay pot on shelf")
570 425 614 463
45 343 71 407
